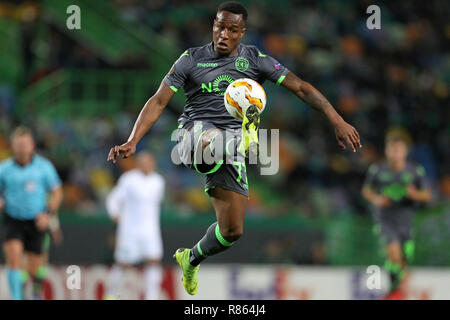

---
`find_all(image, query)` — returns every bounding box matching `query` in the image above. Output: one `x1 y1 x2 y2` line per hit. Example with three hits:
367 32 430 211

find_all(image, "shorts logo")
274 62 281 70
235 57 249 72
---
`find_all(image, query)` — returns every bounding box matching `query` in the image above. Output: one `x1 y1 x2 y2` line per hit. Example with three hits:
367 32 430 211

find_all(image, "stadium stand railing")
42 0 178 70
12 0 188 118
0 18 22 86
17 69 162 118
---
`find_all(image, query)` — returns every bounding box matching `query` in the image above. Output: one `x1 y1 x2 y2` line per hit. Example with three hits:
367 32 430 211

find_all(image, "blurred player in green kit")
362 128 431 300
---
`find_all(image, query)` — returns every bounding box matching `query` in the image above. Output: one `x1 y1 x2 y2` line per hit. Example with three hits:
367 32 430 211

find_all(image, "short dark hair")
217 1 248 21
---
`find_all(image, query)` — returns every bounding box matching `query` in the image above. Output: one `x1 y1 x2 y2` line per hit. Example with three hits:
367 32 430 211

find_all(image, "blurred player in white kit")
104 151 165 300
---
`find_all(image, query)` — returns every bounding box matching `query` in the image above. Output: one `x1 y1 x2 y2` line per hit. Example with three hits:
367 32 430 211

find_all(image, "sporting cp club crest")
235 57 249 72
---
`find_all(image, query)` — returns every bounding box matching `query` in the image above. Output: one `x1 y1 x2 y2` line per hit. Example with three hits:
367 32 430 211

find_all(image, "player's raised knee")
220 225 243 242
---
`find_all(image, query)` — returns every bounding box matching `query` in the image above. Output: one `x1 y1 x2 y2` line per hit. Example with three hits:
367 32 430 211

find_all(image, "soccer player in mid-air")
108 1 361 295
362 128 431 300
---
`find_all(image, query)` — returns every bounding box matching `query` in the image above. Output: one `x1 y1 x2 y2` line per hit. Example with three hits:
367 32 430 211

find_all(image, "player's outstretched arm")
281 72 362 152
107 81 175 163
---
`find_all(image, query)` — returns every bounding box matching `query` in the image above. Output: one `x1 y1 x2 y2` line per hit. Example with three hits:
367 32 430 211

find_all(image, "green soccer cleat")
241 105 260 158
173 248 200 295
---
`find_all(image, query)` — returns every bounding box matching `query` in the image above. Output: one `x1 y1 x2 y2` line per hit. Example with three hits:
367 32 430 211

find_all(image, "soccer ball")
224 78 267 120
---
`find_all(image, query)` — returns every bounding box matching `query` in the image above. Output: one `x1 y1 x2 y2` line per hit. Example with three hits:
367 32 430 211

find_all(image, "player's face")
385 140 408 163
11 134 35 163
213 11 246 56
137 153 155 174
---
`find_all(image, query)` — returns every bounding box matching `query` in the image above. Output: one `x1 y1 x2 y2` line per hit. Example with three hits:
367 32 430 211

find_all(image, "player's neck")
228 48 239 57
215 50 238 57
387 159 406 172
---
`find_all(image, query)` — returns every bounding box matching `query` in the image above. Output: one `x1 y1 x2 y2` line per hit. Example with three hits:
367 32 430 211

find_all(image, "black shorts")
373 210 414 245
174 120 249 198
2 213 47 254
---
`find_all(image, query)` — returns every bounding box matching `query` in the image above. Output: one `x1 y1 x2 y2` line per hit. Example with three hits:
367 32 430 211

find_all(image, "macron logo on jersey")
197 62 218 68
